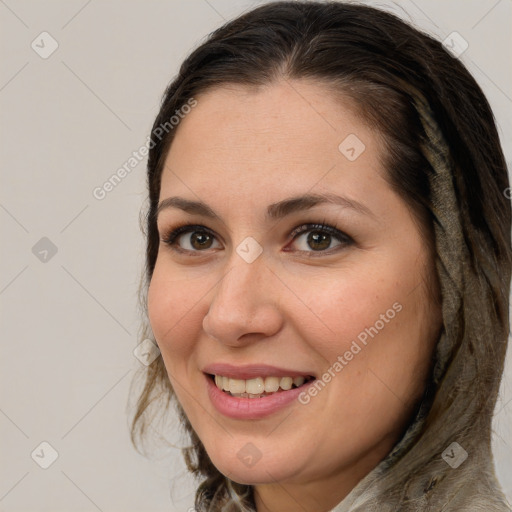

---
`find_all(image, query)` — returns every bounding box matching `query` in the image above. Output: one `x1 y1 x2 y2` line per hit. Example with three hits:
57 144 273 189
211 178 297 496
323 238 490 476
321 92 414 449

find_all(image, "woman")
130 1 511 510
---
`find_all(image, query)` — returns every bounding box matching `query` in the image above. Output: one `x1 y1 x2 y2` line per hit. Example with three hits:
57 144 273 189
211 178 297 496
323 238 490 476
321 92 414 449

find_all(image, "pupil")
308 231 330 250
192 232 212 250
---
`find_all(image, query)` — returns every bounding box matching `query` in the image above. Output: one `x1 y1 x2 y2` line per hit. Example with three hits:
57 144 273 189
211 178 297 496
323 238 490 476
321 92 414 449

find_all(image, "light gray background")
1 1 511 511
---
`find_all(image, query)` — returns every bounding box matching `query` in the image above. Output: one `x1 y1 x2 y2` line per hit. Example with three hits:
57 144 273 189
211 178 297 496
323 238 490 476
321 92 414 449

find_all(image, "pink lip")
204 373 316 420
202 363 315 380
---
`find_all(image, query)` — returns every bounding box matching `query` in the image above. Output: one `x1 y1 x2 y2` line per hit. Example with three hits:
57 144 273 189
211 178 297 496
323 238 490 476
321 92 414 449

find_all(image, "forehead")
160 80 387 203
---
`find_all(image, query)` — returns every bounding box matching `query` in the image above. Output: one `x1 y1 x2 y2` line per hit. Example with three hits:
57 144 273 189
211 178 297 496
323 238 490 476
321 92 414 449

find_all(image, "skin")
147 79 442 512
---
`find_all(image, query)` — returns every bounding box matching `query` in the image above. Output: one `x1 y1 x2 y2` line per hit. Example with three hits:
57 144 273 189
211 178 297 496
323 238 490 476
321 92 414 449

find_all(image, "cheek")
147 263 208 364
290 265 405 358
294 258 434 409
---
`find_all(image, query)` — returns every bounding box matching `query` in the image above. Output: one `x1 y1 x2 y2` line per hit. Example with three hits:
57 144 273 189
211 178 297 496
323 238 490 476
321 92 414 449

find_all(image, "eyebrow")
156 192 375 222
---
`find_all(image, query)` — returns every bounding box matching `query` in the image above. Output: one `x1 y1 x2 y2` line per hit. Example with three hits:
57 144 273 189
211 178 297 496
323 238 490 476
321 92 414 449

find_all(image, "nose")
202 254 284 347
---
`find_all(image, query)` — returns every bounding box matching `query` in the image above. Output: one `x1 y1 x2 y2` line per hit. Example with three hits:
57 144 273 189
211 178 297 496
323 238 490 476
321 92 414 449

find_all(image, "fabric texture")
327 86 511 512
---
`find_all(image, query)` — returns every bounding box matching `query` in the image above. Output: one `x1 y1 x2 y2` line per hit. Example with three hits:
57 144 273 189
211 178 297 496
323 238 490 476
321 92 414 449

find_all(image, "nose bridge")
203 249 282 344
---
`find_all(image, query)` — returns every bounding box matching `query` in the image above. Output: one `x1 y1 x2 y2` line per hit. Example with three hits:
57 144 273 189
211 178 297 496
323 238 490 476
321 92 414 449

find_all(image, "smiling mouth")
208 373 315 398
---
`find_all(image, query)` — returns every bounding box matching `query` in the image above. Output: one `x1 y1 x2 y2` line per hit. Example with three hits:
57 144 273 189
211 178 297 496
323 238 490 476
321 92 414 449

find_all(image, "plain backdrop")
1 1 511 511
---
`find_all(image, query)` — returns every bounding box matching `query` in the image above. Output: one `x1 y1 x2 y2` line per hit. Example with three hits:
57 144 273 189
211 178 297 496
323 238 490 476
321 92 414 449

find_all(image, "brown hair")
129 2 511 510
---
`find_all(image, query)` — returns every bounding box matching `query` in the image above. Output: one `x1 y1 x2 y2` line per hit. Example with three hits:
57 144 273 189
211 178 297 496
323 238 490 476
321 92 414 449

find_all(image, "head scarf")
328 86 510 512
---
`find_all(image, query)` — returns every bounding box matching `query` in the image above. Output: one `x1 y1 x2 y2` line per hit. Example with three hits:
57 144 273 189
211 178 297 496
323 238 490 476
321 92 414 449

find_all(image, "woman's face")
148 79 442 509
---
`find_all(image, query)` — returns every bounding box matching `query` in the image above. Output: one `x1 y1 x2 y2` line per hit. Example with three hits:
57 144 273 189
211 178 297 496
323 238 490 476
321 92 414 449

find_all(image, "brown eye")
187 231 214 250
161 225 221 253
306 231 332 251
289 223 353 255
161 222 353 257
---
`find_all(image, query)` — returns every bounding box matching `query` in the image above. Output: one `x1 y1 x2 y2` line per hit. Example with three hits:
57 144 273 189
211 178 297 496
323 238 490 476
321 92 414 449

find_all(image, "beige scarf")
328 87 511 511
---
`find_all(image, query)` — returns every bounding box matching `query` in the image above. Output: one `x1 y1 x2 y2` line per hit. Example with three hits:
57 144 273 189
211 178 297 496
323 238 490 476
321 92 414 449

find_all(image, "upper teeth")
214 375 306 394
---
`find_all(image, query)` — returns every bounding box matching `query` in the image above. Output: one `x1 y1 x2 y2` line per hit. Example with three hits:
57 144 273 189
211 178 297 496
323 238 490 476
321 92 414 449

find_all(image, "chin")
204 440 305 486
215 462 290 486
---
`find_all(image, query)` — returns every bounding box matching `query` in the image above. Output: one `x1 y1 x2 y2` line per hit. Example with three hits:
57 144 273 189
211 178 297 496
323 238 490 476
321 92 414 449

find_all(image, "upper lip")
203 363 315 380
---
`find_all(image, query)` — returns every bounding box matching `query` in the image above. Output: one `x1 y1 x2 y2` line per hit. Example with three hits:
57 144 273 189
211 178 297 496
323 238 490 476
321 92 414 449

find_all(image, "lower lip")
205 373 315 420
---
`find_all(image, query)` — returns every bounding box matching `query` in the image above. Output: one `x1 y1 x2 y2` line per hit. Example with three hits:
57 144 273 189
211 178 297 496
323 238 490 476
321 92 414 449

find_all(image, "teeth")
213 374 310 395
229 378 246 394
264 376 280 392
280 377 293 390
246 377 265 395
293 376 305 387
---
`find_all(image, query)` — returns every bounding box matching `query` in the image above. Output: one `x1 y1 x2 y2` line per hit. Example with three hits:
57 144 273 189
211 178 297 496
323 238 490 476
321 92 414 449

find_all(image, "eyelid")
162 224 216 244
288 222 350 242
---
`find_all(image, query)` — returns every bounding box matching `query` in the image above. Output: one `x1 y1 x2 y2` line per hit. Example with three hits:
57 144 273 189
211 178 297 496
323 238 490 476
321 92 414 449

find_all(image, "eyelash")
159 220 354 258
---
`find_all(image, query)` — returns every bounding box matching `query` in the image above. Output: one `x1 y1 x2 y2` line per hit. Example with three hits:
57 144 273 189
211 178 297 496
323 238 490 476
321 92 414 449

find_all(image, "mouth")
206 373 316 398
202 363 318 419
